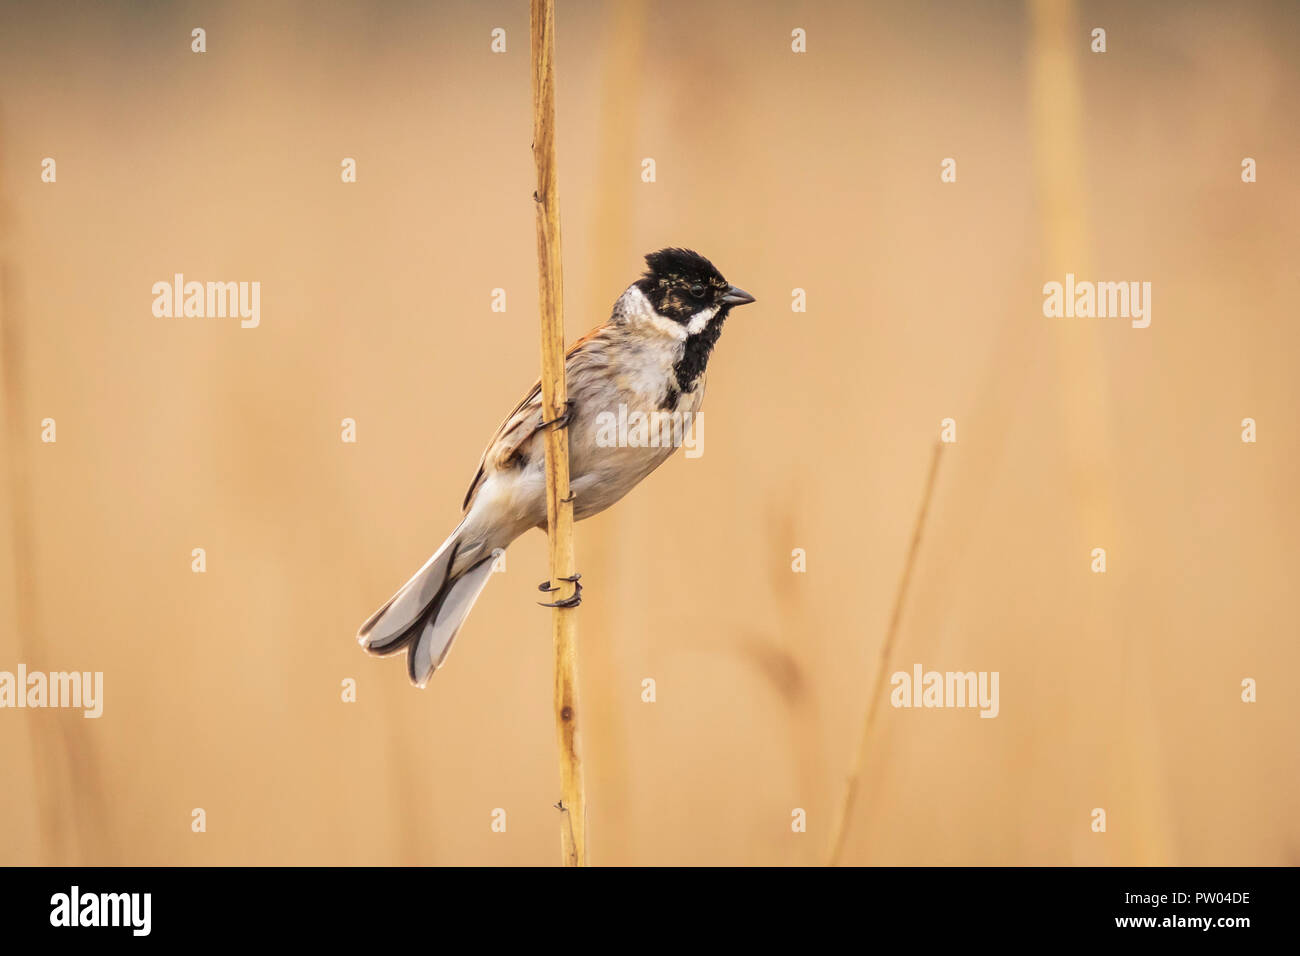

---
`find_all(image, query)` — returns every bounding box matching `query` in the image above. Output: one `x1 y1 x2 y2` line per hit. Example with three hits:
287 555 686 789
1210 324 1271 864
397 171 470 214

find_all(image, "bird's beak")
721 285 756 307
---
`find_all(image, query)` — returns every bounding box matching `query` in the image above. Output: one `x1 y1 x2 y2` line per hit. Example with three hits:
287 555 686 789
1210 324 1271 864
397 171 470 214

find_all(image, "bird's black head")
634 247 755 326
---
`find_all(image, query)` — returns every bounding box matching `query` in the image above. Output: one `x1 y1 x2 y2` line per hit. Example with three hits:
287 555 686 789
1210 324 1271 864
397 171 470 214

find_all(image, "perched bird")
357 248 755 686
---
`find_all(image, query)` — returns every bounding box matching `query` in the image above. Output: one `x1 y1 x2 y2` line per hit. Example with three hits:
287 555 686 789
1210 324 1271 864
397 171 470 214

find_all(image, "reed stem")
530 0 587 867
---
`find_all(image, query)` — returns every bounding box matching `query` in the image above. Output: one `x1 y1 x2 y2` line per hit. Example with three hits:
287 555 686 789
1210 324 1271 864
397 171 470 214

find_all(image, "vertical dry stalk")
578 0 646 862
530 0 587 867
1027 0 1168 863
0 124 68 863
826 442 943 866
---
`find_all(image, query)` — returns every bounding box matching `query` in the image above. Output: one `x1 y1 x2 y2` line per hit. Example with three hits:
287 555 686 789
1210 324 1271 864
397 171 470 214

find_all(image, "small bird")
357 248 755 686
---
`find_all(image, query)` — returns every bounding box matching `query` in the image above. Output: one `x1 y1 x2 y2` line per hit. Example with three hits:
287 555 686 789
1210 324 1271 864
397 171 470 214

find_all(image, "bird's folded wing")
460 327 608 513
461 379 542 511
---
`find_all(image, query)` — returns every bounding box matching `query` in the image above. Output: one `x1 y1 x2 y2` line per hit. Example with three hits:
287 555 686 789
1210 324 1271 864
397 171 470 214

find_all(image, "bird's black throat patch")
672 309 728 395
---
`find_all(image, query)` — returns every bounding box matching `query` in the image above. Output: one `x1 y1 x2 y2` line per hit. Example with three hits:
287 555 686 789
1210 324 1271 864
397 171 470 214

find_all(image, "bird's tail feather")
356 522 496 686
357 520 499 686
404 555 496 686
357 520 466 656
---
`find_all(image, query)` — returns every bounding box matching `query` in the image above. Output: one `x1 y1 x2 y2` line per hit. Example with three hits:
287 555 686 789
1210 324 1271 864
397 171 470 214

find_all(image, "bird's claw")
537 575 583 607
539 399 575 431
538 572 580 592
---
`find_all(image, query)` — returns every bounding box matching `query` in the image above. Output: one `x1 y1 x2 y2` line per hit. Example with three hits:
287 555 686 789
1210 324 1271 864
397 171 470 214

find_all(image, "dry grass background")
0 0 1297 865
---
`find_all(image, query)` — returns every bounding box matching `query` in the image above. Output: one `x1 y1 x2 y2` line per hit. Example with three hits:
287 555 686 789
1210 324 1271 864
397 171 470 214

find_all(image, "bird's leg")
537 573 582 607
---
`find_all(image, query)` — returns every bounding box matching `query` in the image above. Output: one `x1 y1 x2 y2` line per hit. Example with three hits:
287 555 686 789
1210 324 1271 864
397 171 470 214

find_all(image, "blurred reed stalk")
1026 0 1169 863
825 442 944 866
530 0 587 867
0 122 66 863
578 0 646 864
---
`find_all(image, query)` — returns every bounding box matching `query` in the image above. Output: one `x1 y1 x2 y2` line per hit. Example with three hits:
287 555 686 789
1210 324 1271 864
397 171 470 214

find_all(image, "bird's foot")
537 573 582 607
539 399 575 431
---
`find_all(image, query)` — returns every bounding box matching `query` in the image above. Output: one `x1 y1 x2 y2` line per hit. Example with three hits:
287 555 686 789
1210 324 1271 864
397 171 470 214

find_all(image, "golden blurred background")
1 0 1297 865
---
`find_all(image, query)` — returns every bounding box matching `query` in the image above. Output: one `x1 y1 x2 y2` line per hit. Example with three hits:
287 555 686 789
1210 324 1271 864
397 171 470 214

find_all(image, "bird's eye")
689 284 707 299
